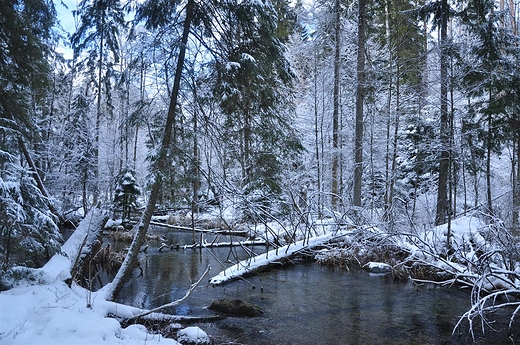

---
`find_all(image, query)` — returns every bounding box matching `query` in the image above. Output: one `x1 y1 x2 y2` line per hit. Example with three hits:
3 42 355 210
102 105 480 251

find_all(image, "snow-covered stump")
39 208 108 284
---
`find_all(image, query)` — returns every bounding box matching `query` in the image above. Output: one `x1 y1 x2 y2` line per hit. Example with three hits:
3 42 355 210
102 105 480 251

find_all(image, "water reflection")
112 227 513 344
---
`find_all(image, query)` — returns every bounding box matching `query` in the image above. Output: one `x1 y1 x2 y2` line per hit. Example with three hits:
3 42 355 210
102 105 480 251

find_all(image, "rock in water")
364 261 393 274
177 326 210 345
208 299 263 317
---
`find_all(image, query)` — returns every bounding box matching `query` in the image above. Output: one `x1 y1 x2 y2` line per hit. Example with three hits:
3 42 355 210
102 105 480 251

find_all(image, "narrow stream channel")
110 227 515 344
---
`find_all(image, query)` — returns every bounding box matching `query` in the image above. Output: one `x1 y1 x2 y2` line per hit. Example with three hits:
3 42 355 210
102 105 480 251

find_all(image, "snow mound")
177 326 210 345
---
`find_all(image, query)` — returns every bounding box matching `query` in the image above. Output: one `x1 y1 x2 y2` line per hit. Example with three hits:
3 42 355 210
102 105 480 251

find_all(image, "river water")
111 227 515 344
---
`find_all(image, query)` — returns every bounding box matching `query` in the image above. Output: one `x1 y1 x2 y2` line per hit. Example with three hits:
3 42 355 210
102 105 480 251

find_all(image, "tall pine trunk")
435 0 450 226
331 0 341 209
314 49 322 217
485 95 493 214
93 16 104 208
353 0 366 209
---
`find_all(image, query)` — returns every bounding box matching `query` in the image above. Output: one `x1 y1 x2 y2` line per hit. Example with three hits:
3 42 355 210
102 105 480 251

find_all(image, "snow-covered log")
179 239 267 250
150 221 248 236
150 221 210 232
209 232 347 285
39 208 107 284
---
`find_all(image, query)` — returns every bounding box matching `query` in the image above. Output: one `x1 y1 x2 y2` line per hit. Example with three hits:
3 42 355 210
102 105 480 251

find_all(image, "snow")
0 208 183 345
225 61 240 71
364 262 393 273
176 327 209 344
38 208 107 284
0 280 181 345
1 208 517 344
241 53 256 62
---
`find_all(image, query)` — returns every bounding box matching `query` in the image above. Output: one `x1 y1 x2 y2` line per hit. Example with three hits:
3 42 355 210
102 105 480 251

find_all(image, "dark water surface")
113 228 515 344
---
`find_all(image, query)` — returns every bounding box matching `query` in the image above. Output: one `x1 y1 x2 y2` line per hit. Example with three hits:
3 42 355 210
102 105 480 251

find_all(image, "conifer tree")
71 0 126 207
0 0 61 272
210 0 303 197
113 168 141 223
459 0 520 225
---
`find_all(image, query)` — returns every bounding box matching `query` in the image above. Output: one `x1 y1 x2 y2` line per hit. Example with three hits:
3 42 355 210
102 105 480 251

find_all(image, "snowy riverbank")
1 212 519 344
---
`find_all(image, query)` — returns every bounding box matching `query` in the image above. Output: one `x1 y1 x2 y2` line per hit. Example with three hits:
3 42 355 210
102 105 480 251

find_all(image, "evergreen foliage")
0 0 61 272
2 0 520 278
208 0 303 196
0 164 61 270
0 0 55 136
113 167 141 222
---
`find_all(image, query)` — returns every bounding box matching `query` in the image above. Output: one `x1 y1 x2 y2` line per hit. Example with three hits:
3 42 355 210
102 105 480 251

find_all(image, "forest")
1 0 519 343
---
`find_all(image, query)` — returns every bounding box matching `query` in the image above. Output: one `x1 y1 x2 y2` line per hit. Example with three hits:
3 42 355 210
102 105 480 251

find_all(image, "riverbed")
109 227 515 344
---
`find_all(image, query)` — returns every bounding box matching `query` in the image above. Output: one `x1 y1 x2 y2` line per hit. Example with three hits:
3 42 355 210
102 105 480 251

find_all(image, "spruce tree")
0 0 61 272
209 0 303 196
113 168 141 223
71 0 126 207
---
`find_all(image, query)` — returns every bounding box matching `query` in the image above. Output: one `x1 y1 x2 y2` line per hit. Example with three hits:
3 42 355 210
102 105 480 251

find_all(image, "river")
109 227 515 344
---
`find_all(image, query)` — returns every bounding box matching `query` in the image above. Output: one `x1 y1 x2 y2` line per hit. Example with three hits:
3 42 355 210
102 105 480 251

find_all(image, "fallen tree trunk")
150 221 249 237
209 232 349 286
180 239 267 250
40 207 107 284
150 221 209 232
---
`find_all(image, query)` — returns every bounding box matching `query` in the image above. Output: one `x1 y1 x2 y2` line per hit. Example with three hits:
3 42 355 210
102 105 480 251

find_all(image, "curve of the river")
109 227 515 344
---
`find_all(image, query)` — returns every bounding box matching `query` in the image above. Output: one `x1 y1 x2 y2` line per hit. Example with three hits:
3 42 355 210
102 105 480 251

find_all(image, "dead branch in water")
126 265 211 323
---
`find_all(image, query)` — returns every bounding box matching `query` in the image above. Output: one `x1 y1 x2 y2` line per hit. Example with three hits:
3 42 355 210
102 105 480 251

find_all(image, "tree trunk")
331 0 341 209
104 0 194 301
435 0 449 226
93 14 104 208
485 96 493 214
192 84 200 244
353 0 366 209
383 0 392 222
314 49 322 217
243 109 252 187
512 130 520 237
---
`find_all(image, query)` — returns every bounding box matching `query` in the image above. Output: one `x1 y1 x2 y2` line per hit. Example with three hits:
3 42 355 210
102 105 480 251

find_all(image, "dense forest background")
1 0 519 272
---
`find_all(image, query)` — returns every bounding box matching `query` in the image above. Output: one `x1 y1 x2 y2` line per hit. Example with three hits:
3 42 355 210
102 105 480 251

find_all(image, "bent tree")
105 0 195 301
105 0 299 300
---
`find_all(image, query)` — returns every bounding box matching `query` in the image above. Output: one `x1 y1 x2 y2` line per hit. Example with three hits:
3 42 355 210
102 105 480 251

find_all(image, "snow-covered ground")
0 209 200 345
0 279 180 345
